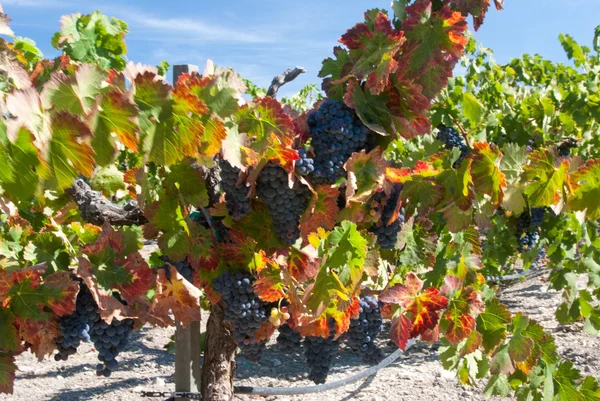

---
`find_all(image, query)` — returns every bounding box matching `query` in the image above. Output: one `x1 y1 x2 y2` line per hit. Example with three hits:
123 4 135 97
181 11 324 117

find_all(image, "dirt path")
2 270 598 401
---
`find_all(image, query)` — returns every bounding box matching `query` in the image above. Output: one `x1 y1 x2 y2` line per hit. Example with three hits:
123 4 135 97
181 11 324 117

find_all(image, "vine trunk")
201 303 237 401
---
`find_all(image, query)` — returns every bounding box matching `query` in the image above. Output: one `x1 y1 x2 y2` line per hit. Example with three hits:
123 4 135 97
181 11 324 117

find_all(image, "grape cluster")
304 321 339 384
256 163 311 244
437 125 470 168
558 138 578 157
212 271 271 362
163 257 194 283
54 281 99 361
295 149 315 176
369 184 405 250
91 318 134 377
219 160 251 220
276 323 303 352
239 340 267 363
346 296 383 364
515 207 547 251
308 99 371 184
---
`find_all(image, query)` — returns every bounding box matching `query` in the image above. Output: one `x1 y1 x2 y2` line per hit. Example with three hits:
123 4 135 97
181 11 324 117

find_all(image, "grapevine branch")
266 66 306 98
66 179 148 226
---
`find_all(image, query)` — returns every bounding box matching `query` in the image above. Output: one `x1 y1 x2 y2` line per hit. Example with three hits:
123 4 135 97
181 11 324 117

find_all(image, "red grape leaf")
402 2 468 79
471 142 506 206
49 112 95 188
339 11 405 95
384 77 431 139
15 317 59 359
300 185 339 241
92 90 140 166
254 321 276 342
253 257 285 303
522 149 570 207
42 272 80 316
153 265 202 328
117 252 154 301
450 0 497 31
390 313 413 351
345 147 387 204
0 353 16 394
380 272 448 341
287 248 319 283
569 159 600 219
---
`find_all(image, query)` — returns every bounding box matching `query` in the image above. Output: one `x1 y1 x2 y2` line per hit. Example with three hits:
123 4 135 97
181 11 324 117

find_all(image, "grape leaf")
569 159 600 219
163 162 209 208
5 87 48 154
339 11 405 95
0 308 19 351
92 91 140 166
300 185 339 241
319 46 351 100
253 259 285 303
441 277 485 344
476 297 511 352
402 2 467 79
437 158 475 211
0 353 16 394
236 97 297 169
345 147 387 204
522 149 570 208
389 313 413 351
380 272 448 346
153 265 202 327
49 112 95 188
471 142 506 206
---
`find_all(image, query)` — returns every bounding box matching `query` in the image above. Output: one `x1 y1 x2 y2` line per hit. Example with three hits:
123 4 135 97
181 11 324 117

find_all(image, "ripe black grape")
346 296 383 364
295 149 315 176
256 162 311 245
558 138 577 157
163 257 194 283
304 321 339 384
308 99 371 184
91 317 134 377
369 184 405 250
54 280 99 362
239 340 268 363
219 160 251 220
212 271 271 362
276 323 303 352
515 207 547 251
437 125 470 168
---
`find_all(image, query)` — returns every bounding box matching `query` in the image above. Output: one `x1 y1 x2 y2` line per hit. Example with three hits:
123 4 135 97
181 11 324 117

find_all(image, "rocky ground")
2 270 598 401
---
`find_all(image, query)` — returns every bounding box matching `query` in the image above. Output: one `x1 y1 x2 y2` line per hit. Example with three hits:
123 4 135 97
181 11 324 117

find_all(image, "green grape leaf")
0 353 16 394
49 112 95 188
462 92 484 125
476 297 512 352
319 46 351 100
522 149 570 208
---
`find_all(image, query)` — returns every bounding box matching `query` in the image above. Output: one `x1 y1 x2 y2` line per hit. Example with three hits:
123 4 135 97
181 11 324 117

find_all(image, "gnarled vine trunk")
201 302 237 401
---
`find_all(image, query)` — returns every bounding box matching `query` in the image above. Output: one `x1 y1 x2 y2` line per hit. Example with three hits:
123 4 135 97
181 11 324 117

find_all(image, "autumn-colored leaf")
153 265 202 327
522 149 570 208
380 272 448 343
49 112 95 188
569 159 600 219
300 185 339 240
441 276 485 345
390 313 413 351
253 256 285 303
345 147 387 203
450 0 495 31
117 253 154 301
339 11 405 95
471 142 506 206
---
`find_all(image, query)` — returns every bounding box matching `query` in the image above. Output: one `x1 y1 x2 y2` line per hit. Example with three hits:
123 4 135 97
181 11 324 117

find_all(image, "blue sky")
2 0 598 98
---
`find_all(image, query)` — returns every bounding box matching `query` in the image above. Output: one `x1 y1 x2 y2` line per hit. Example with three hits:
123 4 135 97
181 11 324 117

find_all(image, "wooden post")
173 64 202 400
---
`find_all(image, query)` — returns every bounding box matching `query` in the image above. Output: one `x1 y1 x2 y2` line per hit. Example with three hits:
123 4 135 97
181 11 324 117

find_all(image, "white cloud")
115 9 275 44
1 0 70 7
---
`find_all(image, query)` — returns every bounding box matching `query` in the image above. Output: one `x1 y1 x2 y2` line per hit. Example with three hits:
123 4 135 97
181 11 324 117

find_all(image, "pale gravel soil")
2 271 599 401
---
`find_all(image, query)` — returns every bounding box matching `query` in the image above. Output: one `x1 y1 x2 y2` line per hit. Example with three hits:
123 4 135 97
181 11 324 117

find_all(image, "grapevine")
0 2 599 401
